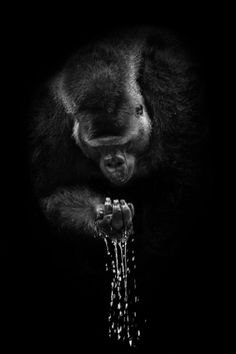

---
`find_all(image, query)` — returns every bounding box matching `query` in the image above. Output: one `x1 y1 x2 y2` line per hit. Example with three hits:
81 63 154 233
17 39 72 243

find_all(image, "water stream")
104 233 141 348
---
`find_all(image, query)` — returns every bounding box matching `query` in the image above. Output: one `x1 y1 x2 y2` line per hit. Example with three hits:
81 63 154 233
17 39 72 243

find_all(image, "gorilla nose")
104 154 125 172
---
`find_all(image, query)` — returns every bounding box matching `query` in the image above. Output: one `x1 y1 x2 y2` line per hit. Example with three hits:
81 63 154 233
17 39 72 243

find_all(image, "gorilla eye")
135 105 143 116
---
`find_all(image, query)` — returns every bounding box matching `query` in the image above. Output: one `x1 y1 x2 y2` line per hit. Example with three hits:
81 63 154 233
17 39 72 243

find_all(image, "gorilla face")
73 97 152 186
56 42 154 186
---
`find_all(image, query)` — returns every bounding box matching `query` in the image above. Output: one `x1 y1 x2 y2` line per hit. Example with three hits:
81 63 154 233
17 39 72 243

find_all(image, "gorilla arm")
41 187 103 235
41 189 134 239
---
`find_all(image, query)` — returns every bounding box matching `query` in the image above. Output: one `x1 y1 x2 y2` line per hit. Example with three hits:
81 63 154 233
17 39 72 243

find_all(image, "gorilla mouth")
102 164 132 186
108 172 130 186
99 151 135 186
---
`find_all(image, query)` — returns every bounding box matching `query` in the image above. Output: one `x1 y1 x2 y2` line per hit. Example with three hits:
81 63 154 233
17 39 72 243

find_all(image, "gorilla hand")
94 198 134 241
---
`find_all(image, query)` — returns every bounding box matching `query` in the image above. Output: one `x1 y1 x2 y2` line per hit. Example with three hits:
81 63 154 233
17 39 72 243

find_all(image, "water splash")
104 233 141 348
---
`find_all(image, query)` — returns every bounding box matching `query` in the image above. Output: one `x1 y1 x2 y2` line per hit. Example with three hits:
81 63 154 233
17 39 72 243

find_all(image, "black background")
3 3 233 353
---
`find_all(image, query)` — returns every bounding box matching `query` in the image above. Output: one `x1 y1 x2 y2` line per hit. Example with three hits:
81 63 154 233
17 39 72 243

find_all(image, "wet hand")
95 197 134 239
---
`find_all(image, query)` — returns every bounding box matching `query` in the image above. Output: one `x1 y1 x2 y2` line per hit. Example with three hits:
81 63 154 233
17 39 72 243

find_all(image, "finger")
120 200 132 227
104 197 112 215
95 203 104 220
112 200 123 230
128 203 135 217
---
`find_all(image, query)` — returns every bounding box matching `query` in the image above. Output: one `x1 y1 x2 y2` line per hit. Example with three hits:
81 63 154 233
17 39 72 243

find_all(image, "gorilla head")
56 41 152 186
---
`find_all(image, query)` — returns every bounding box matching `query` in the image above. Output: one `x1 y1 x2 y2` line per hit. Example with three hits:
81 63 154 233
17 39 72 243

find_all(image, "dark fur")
30 28 206 248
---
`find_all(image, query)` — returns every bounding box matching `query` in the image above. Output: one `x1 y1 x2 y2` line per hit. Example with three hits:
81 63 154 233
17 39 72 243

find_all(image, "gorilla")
29 27 208 353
